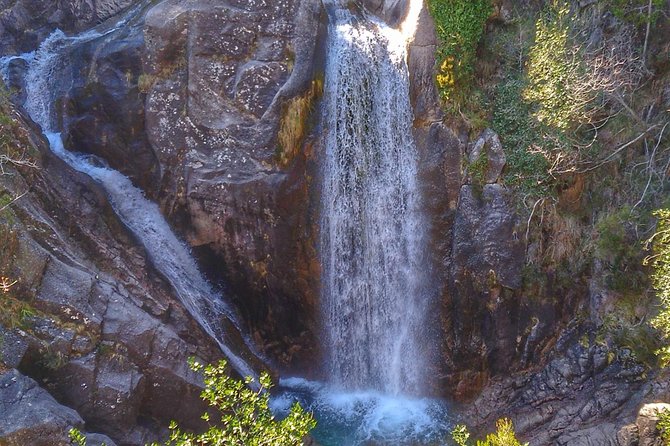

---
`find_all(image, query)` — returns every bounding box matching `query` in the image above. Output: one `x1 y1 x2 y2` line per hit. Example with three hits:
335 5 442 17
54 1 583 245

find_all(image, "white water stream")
0 13 258 381
275 3 449 445
1 2 449 443
321 2 427 397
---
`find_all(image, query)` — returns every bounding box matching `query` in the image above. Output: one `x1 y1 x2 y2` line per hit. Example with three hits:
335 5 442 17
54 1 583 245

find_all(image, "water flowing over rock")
320 3 429 396
0 0 135 54
2 2 259 384
2 0 670 444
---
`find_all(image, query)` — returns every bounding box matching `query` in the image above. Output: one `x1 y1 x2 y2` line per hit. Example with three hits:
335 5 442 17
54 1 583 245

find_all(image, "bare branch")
577 125 660 173
0 190 28 213
633 122 669 209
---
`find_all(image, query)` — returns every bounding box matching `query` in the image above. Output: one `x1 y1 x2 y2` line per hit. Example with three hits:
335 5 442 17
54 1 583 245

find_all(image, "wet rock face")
359 0 410 26
452 185 523 290
439 175 586 400
63 19 159 194
0 0 136 54
442 184 525 396
138 0 324 368
0 106 222 444
54 0 325 370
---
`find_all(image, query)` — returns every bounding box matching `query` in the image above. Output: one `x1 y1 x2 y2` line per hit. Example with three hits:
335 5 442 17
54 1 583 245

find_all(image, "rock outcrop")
463 330 655 444
57 0 326 372
0 369 116 446
1 0 669 445
0 94 222 443
618 403 670 446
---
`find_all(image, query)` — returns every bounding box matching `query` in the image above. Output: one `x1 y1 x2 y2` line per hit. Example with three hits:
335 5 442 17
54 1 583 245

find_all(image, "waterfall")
321 6 427 395
0 17 258 381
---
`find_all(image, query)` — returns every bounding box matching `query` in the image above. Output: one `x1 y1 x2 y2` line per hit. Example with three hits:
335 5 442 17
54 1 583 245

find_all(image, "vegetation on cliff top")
429 0 670 373
427 0 492 104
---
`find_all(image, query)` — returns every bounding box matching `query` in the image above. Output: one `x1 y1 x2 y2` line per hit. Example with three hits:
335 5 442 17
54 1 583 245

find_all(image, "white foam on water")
273 378 451 446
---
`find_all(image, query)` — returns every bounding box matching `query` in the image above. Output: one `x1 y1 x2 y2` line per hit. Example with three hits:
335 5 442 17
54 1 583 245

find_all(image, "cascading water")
321 5 426 396
273 4 450 445
2 4 450 443
0 13 258 381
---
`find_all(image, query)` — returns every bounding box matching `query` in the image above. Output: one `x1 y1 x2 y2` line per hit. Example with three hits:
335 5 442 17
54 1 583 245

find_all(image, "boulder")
54 353 145 439
452 184 524 290
636 403 670 446
467 129 506 185
0 369 83 446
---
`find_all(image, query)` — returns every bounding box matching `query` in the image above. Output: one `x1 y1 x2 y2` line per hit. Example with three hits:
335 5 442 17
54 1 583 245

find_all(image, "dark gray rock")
467 129 506 184
85 433 118 446
452 184 523 289
4 58 29 104
54 352 145 440
556 423 619 445
0 369 118 446
464 337 652 445
0 369 83 446
35 259 96 322
63 18 159 194
0 326 29 369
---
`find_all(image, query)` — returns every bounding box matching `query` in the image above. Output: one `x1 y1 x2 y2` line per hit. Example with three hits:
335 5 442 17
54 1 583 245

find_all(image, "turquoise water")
271 379 452 446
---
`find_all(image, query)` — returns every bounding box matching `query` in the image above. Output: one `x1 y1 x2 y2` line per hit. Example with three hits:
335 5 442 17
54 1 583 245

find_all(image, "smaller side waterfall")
320 6 428 396
1 21 258 380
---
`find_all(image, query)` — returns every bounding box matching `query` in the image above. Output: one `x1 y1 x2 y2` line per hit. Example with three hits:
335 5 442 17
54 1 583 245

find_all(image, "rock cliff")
0 0 669 444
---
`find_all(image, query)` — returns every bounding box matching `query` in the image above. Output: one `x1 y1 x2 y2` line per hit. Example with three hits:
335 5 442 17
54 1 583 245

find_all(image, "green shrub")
69 428 87 446
71 359 316 446
452 418 528 446
159 359 315 446
524 0 585 130
492 78 552 198
645 209 670 365
658 407 670 443
427 0 492 102
468 150 489 188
